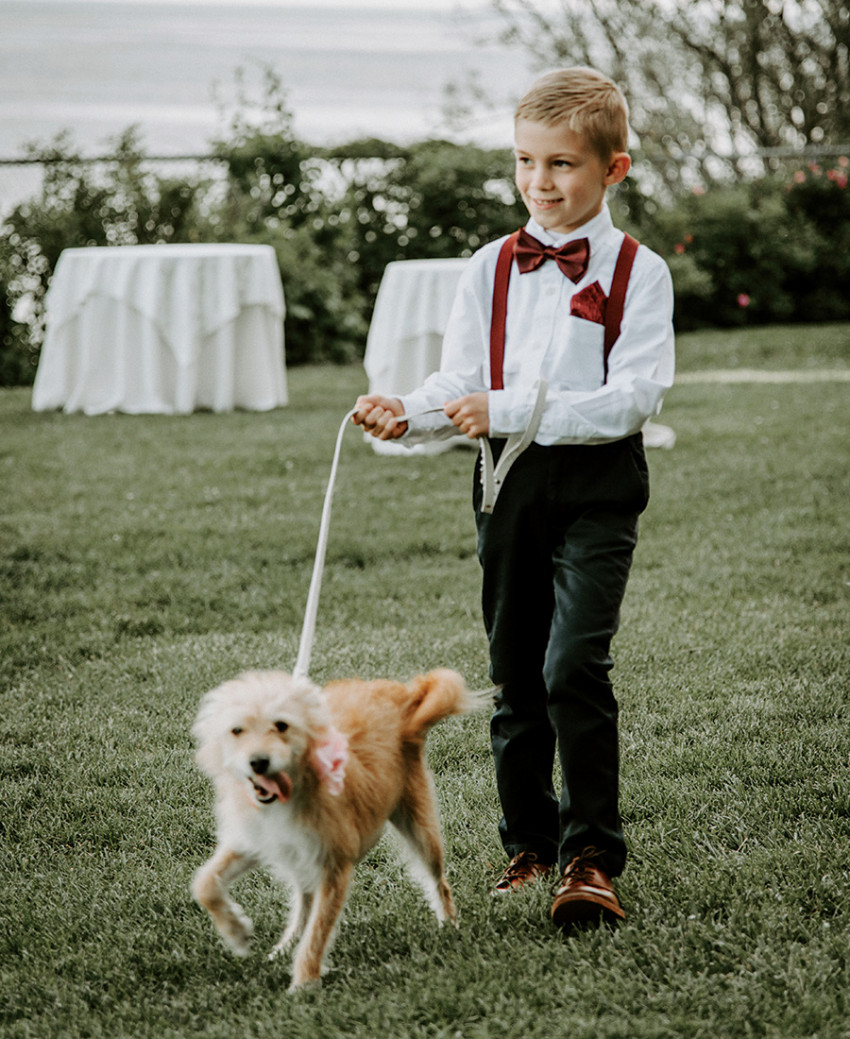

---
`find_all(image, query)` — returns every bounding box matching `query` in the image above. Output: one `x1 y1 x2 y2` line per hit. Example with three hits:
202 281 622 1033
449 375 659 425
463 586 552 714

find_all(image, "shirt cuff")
487 387 536 438
396 393 456 443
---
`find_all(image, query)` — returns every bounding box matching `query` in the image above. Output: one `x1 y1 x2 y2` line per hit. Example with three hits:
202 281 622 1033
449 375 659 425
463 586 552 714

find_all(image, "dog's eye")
231 726 243 737
274 721 289 734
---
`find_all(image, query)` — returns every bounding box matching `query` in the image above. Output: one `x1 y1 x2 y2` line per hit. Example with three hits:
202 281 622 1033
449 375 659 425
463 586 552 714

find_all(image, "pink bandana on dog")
311 726 349 795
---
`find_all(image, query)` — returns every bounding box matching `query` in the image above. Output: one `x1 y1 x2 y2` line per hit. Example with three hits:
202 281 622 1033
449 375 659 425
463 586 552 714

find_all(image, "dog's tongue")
253 773 292 803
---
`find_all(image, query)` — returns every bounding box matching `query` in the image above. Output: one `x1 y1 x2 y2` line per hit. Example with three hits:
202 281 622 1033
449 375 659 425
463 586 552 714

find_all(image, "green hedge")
629 160 850 331
1 123 847 385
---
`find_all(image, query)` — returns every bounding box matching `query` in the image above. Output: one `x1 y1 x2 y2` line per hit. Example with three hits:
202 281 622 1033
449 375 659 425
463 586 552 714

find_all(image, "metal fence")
0 155 230 218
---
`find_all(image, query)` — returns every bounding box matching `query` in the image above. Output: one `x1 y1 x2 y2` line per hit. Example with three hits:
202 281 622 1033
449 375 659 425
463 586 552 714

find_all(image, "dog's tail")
403 668 491 739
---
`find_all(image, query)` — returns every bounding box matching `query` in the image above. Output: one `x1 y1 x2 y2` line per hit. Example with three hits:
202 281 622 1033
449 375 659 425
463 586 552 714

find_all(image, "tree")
489 0 850 190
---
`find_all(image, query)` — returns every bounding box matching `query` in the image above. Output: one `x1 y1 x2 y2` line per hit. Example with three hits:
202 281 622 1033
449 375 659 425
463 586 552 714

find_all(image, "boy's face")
514 118 630 235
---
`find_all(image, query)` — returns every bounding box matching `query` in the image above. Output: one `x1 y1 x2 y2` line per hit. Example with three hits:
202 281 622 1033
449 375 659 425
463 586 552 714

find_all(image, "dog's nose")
250 756 270 775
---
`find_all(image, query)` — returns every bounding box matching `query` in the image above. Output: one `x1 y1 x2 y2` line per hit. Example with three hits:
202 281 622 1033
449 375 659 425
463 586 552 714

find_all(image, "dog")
191 667 479 990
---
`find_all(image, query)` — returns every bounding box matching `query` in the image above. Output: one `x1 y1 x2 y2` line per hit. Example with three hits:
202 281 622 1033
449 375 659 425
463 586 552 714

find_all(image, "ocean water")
0 0 535 159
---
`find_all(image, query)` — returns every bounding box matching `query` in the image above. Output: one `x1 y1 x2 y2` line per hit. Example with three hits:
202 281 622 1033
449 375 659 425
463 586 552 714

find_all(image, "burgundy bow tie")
514 229 590 282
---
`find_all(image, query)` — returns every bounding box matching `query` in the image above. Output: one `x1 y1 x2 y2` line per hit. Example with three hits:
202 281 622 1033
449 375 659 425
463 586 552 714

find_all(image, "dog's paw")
267 941 289 963
287 976 322 996
435 914 461 931
219 908 254 957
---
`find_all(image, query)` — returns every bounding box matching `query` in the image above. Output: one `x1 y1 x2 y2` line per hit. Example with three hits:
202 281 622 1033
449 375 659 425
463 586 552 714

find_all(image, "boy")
352 67 674 929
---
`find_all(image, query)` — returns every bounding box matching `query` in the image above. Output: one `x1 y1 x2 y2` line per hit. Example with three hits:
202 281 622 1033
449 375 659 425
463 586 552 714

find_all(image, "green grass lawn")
1 323 849 1038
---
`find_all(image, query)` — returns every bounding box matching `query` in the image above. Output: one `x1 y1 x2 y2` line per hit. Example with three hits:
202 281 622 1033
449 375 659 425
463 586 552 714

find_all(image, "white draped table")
32 243 288 415
363 257 469 455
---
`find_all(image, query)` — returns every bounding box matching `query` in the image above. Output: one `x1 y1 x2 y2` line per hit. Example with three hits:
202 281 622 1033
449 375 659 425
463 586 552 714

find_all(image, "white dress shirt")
398 204 675 446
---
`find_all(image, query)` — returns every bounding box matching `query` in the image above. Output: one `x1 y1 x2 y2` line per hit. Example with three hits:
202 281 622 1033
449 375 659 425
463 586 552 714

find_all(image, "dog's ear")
192 681 234 777
290 675 334 739
288 678 348 794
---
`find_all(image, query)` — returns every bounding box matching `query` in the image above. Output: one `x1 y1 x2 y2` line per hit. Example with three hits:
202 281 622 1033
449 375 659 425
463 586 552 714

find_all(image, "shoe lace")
503 851 540 879
563 846 604 884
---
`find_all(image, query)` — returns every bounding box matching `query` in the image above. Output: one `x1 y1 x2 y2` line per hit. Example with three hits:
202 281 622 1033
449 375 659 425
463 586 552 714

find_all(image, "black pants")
474 435 649 877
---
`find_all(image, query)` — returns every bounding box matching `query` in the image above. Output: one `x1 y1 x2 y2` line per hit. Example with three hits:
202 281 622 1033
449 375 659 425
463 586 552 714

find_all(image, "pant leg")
474 444 559 864
544 436 649 877
543 511 637 877
475 435 649 876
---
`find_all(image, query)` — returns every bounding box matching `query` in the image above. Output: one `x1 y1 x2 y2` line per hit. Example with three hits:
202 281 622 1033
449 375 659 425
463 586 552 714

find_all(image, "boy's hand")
351 395 407 439
444 393 490 439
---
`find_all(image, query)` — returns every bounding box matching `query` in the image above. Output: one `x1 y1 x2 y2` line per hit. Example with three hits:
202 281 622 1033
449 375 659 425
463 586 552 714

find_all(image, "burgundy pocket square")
570 281 607 324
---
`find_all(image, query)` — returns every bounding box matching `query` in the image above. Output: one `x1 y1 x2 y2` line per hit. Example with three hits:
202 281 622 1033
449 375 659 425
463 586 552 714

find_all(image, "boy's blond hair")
515 67 630 161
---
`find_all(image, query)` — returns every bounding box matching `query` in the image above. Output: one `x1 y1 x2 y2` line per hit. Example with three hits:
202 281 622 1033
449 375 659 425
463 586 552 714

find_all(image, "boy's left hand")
444 393 490 439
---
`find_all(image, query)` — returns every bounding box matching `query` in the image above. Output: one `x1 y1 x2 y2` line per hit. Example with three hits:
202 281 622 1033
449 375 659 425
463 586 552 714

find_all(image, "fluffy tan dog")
191 667 478 990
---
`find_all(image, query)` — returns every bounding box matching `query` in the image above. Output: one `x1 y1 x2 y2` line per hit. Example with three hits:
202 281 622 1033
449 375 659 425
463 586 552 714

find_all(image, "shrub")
1 74 849 385
630 161 849 331
0 129 216 384
326 137 526 312
0 69 528 383
783 160 850 322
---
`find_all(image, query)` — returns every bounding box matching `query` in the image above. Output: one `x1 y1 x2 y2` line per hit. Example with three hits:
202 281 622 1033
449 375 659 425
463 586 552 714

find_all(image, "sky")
15 0 489 6
0 0 536 168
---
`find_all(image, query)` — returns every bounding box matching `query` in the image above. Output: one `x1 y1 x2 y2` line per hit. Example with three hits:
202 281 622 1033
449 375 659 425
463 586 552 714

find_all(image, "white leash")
293 389 545 677
292 405 444 680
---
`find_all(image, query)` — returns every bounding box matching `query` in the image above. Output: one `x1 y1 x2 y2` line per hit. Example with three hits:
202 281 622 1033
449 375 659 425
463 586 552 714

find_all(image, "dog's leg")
269 887 313 962
391 761 457 925
289 864 353 991
192 846 258 956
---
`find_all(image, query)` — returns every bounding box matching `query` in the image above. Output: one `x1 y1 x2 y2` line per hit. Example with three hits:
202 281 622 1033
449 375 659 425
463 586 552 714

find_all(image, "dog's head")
192 670 347 806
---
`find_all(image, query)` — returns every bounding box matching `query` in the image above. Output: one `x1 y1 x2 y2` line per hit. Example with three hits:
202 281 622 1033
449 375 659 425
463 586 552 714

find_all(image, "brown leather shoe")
551 847 625 929
493 851 553 895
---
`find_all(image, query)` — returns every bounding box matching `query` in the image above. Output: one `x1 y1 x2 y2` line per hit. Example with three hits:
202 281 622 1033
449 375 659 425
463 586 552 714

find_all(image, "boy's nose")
529 167 553 190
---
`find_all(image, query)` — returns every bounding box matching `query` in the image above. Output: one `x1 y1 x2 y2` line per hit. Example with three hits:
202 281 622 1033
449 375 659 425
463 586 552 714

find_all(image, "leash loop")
478 378 547 514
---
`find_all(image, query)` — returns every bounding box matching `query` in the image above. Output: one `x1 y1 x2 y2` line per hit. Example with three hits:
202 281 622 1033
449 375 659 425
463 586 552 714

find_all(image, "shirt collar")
526 203 615 250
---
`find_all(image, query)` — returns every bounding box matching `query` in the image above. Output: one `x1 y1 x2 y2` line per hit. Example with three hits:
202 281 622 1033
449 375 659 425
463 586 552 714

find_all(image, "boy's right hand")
351 395 408 440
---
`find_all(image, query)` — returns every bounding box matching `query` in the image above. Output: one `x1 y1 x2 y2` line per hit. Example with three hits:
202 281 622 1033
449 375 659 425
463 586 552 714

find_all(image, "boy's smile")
514 119 630 235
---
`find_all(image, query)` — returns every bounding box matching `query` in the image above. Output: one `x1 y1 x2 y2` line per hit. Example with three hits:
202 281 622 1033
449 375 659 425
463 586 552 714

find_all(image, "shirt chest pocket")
543 316 606 391
499 285 606 390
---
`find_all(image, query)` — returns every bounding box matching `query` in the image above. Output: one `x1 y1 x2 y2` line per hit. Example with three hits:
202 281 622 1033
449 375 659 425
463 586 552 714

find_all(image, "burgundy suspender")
489 231 521 391
603 233 639 377
489 231 639 388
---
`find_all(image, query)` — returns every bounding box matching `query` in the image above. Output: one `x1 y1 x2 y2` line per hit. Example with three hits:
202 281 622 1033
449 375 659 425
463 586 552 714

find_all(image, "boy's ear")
604 152 631 186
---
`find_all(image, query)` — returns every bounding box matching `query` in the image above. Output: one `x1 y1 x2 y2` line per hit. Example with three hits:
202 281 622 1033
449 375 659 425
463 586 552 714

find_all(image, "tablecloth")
32 243 288 414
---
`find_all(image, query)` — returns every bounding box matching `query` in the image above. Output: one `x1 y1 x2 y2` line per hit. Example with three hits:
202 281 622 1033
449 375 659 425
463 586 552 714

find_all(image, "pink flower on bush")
737 293 751 308
793 170 806 184
827 169 848 189
839 156 849 168
674 242 686 254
